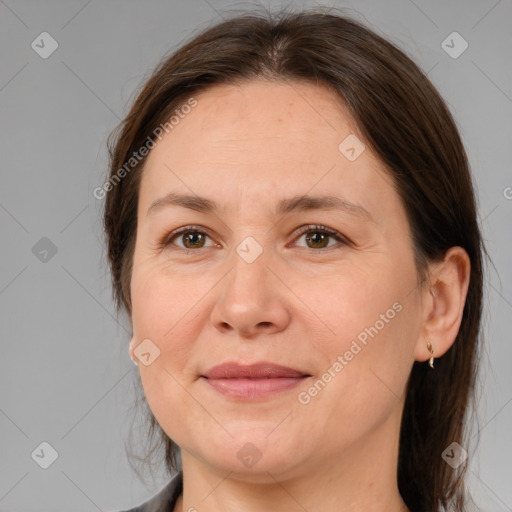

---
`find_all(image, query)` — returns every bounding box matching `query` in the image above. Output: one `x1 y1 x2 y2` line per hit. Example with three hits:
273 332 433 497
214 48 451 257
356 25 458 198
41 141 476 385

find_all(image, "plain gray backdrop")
0 0 511 510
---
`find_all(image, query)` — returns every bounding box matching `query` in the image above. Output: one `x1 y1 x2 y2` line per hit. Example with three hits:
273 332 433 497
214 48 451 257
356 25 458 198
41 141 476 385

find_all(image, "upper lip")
202 362 310 379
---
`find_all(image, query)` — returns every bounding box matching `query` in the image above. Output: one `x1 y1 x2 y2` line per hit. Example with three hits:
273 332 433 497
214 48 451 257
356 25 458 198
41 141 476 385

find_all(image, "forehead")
173 79 357 154
138 79 395 219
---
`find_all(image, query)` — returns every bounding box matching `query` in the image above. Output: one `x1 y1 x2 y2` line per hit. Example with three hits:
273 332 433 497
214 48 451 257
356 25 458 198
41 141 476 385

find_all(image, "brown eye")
293 225 348 250
305 231 330 249
161 225 216 251
180 231 207 249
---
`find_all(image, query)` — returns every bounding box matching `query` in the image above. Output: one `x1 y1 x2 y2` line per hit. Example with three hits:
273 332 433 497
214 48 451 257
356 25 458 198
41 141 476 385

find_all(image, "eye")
159 224 349 253
291 225 349 250
160 225 218 251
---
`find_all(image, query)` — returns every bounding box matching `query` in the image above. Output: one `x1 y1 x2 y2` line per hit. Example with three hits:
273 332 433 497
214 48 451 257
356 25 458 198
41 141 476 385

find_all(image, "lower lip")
201 376 308 400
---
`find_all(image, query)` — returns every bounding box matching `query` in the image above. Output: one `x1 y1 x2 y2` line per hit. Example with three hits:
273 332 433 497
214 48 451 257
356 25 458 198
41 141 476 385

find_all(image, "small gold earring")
427 341 435 369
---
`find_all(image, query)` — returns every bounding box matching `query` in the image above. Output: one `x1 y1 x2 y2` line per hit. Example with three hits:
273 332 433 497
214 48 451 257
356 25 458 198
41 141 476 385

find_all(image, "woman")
102 7 486 512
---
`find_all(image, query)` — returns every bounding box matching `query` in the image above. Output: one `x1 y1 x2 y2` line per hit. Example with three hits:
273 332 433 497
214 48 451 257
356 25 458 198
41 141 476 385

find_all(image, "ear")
414 246 471 363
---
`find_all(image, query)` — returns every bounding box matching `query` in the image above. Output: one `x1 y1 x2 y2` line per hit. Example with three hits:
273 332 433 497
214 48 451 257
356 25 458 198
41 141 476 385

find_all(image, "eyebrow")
146 192 374 222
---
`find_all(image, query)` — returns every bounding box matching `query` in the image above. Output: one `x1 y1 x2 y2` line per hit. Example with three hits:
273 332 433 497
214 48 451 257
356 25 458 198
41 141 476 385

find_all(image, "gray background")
0 0 511 510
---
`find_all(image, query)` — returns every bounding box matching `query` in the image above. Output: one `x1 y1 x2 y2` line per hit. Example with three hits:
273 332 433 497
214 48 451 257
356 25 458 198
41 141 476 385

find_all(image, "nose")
209 245 291 339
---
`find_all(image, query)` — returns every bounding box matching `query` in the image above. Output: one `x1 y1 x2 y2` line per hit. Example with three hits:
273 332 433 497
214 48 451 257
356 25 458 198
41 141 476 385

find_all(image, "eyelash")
158 224 350 253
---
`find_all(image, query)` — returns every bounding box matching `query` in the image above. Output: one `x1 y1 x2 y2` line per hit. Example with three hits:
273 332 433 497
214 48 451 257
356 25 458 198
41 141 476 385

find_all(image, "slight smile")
200 362 312 401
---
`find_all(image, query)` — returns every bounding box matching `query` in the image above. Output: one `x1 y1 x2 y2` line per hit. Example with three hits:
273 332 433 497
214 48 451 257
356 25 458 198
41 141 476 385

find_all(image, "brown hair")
102 7 487 511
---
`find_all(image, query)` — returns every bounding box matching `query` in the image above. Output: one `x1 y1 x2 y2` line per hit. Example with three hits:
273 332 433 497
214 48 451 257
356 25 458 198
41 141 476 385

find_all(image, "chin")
190 429 307 481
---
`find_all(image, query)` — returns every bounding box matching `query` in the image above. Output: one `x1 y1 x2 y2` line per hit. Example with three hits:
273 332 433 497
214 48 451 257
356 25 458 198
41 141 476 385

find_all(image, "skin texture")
129 79 470 512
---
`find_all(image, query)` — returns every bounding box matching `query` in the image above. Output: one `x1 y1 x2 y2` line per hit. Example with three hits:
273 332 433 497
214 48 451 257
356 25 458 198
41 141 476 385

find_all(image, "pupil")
306 232 328 248
185 232 203 248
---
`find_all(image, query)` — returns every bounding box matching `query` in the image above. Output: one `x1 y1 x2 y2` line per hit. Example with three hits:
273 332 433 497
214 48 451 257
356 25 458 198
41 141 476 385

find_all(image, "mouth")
200 362 311 401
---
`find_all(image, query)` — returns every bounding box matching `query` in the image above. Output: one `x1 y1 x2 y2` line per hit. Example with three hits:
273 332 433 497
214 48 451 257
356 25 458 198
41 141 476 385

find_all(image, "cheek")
289 253 418 415
130 258 223 412
288 255 415 349
131 277 199 382
131 256 206 339
131 267 210 447
291 301 415 460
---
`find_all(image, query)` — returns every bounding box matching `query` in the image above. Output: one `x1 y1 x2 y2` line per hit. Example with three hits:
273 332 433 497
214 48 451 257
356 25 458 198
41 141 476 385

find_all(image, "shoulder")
116 471 183 512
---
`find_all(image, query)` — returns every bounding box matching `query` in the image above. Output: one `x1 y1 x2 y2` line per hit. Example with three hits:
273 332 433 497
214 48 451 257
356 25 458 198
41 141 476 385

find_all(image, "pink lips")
201 362 310 400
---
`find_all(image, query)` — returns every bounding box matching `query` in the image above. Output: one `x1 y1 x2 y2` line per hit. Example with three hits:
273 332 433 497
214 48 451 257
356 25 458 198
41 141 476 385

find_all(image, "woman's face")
130 79 426 479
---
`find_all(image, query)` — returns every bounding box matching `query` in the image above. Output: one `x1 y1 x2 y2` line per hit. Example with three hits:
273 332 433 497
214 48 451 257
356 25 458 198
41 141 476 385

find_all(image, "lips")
200 362 311 400
202 362 309 379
